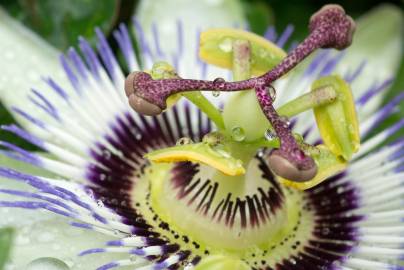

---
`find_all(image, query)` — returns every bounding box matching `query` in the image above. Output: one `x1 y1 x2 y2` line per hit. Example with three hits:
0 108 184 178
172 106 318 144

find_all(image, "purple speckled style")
124 4 355 182
255 84 316 176
125 5 354 111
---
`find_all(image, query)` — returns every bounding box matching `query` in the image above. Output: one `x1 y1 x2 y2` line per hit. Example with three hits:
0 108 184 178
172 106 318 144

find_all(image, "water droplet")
290 258 297 265
26 257 70 270
135 217 146 224
202 132 224 146
120 201 128 207
218 38 233 53
135 133 142 140
264 129 277 141
184 262 194 270
337 187 345 194
279 116 290 128
130 255 138 262
231 126 245 142
86 189 95 199
176 137 193 146
110 198 118 205
161 235 169 241
216 149 231 158
99 174 107 181
96 199 104 208
212 90 220 97
267 86 276 100
257 150 264 158
213 77 226 90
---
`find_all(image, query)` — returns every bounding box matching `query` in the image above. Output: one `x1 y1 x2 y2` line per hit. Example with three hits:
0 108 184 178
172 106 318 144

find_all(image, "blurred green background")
0 0 403 150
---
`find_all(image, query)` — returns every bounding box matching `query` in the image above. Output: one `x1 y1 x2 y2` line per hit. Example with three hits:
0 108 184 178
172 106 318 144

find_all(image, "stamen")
124 4 354 182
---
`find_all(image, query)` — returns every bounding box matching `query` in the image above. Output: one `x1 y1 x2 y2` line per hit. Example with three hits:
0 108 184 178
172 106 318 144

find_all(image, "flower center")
139 156 307 251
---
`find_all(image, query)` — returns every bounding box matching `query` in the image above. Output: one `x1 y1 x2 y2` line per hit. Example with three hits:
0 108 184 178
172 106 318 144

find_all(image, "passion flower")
0 3 403 270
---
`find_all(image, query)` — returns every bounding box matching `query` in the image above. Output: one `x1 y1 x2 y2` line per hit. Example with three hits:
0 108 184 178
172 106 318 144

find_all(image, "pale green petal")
0 8 70 130
335 4 403 106
6 218 129 270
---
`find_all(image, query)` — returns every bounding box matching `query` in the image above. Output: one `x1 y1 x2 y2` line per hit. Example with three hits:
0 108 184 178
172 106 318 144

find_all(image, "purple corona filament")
124 4 355 182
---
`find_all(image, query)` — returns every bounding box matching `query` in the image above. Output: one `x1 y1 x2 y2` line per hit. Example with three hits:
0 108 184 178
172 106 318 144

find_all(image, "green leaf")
241 0 274 35
2 0 119 50
0 227 14 270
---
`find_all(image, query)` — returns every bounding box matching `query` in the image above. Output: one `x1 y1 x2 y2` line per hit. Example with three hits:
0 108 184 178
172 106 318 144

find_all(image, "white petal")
0 154 55 227
0 8 70 130
335 5 403 107
137 0 245 58
6 217 130 270
135 0 244 90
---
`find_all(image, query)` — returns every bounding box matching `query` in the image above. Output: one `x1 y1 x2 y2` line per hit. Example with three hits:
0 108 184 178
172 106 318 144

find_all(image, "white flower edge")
0 8 73 131
334 4 403 112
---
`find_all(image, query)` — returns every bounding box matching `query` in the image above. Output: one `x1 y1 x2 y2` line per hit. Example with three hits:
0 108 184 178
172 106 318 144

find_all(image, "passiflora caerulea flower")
0 3 403 270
